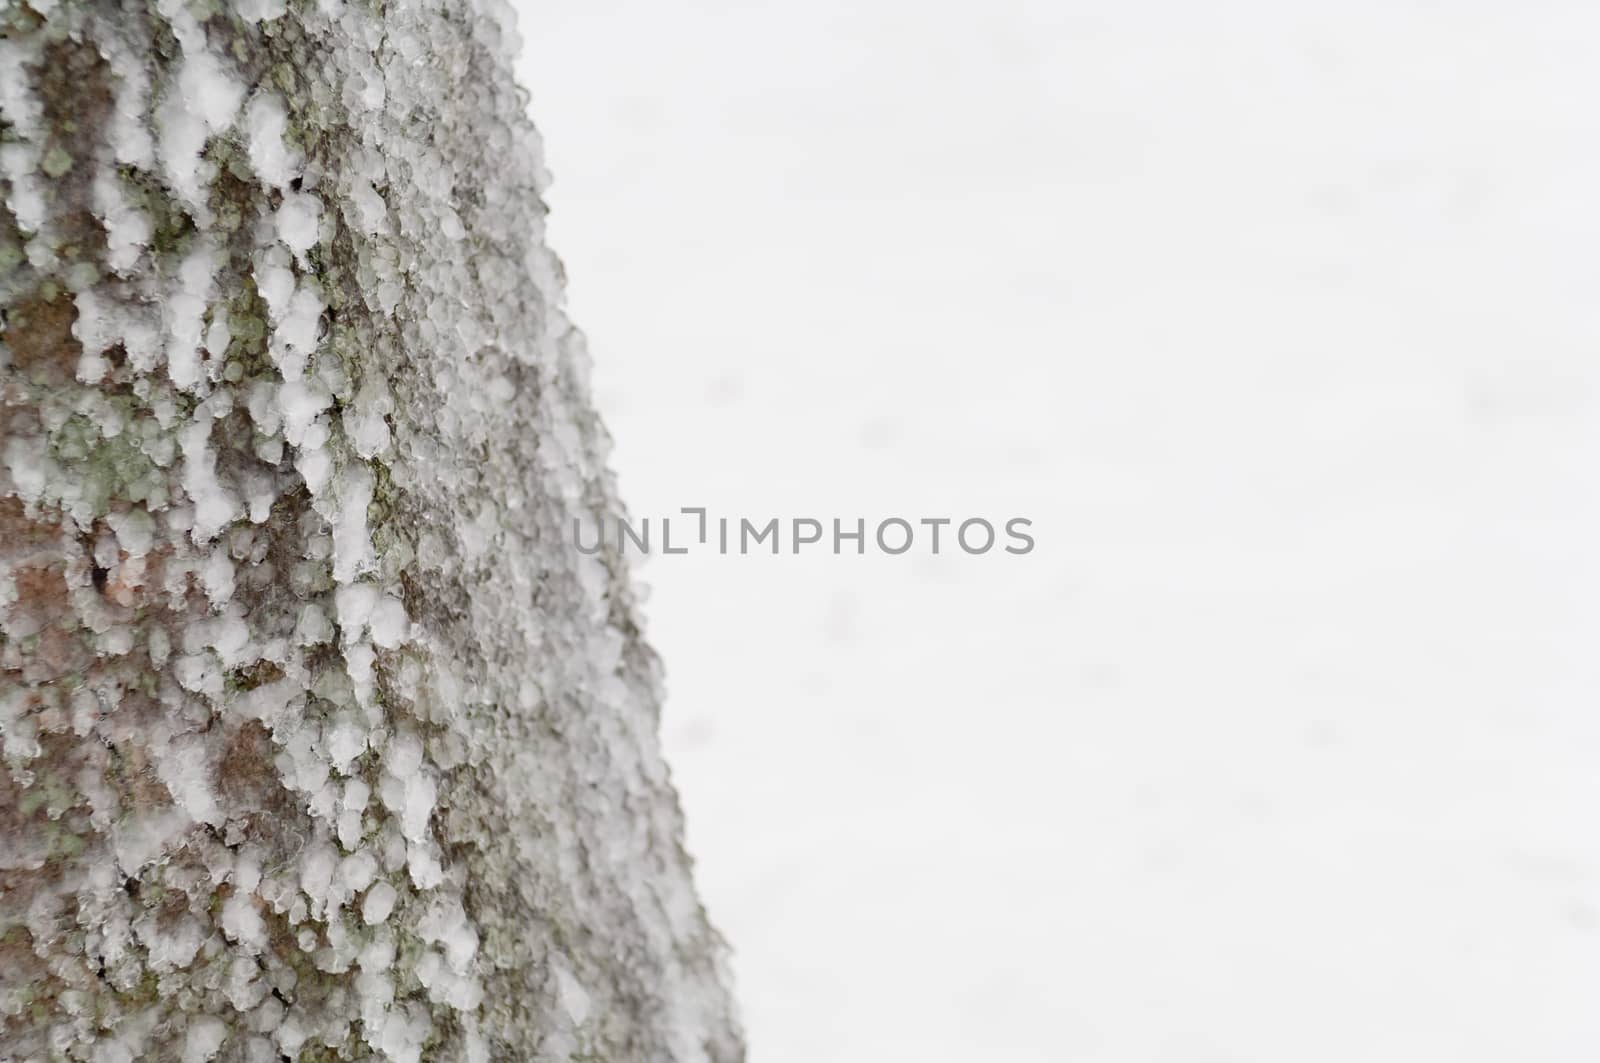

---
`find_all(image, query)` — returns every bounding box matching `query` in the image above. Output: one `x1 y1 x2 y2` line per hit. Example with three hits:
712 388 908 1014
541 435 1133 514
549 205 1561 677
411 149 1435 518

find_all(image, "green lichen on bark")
0 0 741 1060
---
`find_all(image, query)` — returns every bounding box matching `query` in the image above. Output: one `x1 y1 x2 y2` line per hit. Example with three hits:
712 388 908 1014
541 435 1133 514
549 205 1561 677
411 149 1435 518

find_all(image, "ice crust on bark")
0 0 741 1059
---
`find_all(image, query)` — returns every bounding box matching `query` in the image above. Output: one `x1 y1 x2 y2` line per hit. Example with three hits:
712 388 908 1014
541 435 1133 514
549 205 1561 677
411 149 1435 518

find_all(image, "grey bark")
0 0 741 1059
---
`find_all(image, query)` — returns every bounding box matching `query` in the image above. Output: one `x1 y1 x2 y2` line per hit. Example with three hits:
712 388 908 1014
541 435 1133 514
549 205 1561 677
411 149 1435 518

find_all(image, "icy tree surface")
0 0 740 1059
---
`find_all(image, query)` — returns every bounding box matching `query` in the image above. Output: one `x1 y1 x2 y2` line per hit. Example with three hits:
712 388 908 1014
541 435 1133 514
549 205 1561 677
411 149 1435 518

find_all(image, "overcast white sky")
513 4 1600 1060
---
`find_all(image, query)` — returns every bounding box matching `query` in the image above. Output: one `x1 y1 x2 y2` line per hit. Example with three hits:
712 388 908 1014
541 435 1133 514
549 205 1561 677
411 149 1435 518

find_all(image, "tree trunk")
0 1 741 1060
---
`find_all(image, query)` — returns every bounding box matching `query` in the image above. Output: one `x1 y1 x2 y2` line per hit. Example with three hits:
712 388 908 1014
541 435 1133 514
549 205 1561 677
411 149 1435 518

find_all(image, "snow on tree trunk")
0 0 741 1059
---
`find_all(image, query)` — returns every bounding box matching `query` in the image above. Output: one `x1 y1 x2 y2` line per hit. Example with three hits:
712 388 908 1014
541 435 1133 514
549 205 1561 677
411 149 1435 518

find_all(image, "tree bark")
0 1 741 1060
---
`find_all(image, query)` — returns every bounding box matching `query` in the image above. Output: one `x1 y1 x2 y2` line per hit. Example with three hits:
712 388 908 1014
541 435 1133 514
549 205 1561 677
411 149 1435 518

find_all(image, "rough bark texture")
0 0 741 1059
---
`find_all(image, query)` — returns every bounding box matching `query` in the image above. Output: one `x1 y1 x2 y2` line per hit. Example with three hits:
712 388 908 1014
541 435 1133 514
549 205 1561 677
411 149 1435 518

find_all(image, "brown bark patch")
35 36 114 259
0 497 63 555
4 289 78 383
6 561 70 637
217 719 310 857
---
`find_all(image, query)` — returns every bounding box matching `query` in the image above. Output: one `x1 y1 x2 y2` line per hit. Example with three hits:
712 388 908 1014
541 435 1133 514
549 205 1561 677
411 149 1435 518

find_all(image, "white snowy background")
510 3 1600 1060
